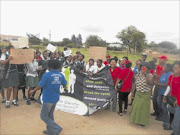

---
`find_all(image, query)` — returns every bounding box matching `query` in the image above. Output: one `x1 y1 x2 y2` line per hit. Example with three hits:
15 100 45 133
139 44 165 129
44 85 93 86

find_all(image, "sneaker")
1 98 6 103
5 101 10 108
43 130 48 134
23 96 27 100
151 111 159 116
12 101 19 106
27 99 31 105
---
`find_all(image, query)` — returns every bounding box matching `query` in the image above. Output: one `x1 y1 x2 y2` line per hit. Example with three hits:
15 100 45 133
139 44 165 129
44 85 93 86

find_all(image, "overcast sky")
1 1 179 47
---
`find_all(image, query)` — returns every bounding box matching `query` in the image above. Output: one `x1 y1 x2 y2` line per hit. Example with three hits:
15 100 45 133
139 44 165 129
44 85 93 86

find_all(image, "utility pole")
49 30 51 42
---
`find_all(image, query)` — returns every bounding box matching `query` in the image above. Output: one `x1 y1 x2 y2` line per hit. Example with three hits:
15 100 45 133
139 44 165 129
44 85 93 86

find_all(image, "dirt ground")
0 90 172 135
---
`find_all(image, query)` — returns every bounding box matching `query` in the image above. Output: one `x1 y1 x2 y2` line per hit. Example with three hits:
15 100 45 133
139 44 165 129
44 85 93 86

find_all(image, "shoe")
155 116 163 121
129 103 132 106
151 96 153 99
27 99 31 105
117 112 123 116
164 126 172 130
5 101 10 108
124 109 127 114
12 101 19 106
1 98 6 103
151 111 159 116
43 130 48 134
23 96 27 100
140 124 145 127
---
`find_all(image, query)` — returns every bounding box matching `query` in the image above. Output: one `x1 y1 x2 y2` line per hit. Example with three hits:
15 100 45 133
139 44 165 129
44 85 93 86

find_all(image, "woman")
48 52 55 60
104 55 110 65
86 59 97 77
35 51 42 62
26 55 40 105
163 61 180 135
105 58 121 112
130 62 153 126
96 59 105 73
0 45 19 108
115 60 134 116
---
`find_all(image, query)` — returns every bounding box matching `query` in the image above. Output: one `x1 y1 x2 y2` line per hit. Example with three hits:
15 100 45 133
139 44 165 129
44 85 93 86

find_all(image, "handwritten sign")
10 49 34 64
63 50 72 57
10 37 29 49
46 43 56 53
88 47 107 61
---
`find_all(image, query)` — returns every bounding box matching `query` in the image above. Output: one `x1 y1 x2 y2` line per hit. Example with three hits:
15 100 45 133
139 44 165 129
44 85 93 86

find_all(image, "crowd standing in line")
0 45 180 135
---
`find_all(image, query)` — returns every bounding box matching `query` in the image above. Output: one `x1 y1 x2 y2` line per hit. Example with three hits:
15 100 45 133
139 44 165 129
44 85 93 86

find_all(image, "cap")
106 55 111 59
158 55 168 60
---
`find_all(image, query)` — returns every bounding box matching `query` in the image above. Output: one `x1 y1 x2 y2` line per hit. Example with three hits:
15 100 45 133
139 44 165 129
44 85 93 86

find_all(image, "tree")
116 25 147 53
71 34 77 44
61 38 73 46
27 34 41 45
77 34 82 45
85 35 108 47
158 41 177 50
42 37 49 46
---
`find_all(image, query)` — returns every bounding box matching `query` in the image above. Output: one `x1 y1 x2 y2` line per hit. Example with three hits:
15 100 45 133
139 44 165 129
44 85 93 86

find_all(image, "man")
151 55 168 116
142 52 147 62
120 56 128 70
30 60 67 135
104 55 111 65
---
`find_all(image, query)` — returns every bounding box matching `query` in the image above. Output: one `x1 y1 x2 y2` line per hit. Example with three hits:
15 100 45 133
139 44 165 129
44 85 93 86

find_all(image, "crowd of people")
0 45 180 135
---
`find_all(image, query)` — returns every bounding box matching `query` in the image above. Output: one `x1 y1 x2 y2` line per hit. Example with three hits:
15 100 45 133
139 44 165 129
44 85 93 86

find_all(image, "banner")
54 66 116 116
10 37 29 49
10 49 34 64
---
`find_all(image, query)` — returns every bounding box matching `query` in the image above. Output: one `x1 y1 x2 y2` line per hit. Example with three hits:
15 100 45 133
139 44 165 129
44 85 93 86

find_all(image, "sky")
0 1 179 47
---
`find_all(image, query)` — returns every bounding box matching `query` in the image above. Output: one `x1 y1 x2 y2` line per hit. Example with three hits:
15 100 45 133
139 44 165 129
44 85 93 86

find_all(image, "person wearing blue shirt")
156 64 172 124
30 60 67 135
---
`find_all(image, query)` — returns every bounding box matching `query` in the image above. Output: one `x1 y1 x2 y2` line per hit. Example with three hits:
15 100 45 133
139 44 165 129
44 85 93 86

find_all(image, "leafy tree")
85 35 108 47
42 37 49 46
27 34 41 45
116 25 147 53
77 34 82 45
158 41 177 50
61 38 73 46
71 34 77 44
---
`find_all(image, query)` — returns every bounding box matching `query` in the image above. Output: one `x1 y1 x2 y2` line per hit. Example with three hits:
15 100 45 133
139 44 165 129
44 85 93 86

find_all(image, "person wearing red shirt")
115 60 134 116
105 58 121 112
164 61 180 135
35 51 42 62
151 55 168 116
104 55 111 65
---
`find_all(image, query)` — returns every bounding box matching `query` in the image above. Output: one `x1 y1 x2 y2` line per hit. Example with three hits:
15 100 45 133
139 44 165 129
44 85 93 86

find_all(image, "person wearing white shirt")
86 59 97 76
96 59 105 73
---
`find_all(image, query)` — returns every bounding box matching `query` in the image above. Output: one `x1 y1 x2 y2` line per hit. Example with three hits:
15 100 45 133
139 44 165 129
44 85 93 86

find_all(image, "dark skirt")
26 76 39 88
3 70 19 88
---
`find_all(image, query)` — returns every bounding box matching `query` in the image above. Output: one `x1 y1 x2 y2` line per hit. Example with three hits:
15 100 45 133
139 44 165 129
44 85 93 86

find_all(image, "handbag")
167 76 176 106
116 69 131 90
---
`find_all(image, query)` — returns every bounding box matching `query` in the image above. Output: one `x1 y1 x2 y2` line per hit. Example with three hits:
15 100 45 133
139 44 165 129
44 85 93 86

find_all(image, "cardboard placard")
63 50 72 57
10 37 29 49
88 47 107 61
10 49 34 64
46 43 56 53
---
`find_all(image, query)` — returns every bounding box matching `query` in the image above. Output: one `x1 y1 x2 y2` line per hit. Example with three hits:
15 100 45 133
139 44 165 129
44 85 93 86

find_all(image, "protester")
120 56 128 69
115 60 134 116
151 55 168 116
104 55 111 65
0 48 6 103
29 59 67 135
75 54 86 72
142 52 147 62
133 59 142 74
35 51 42 62
48 52 55 60
63 55 74 66
163 61 180 135
156 64 172 121
86 59 97 76
26 55 40 105
0 45 19 108
130 62 153 126
105 58 121 112
96 59 105 73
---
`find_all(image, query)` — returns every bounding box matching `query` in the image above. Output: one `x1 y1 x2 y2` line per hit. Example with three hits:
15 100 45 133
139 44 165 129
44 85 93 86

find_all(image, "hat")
125 60 131 64
106 55 111 59
142 52 147 56
158 55 168 60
